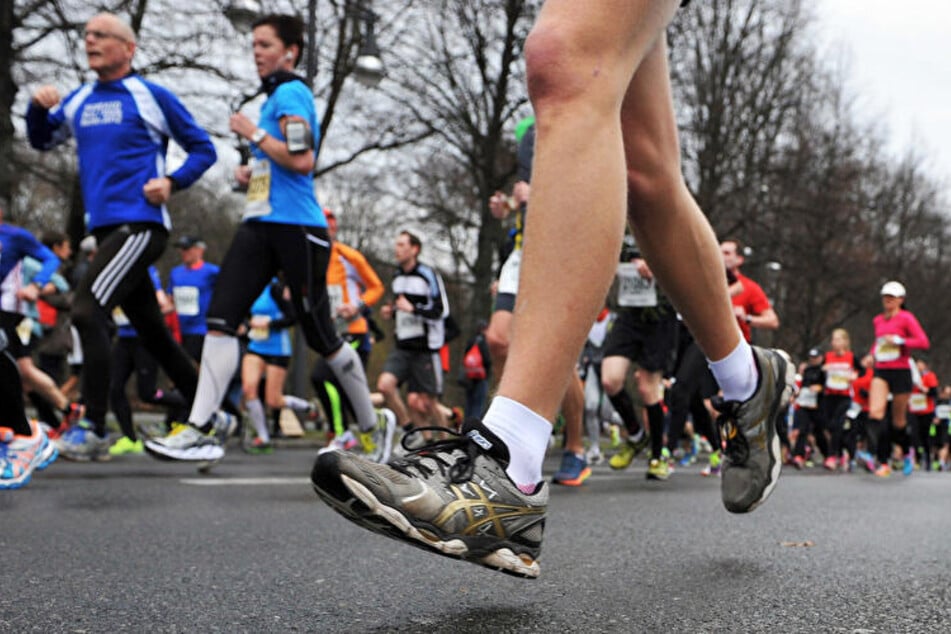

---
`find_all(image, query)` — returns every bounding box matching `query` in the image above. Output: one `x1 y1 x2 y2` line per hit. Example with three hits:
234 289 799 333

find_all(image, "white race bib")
173 286 200 317
327 284 344 317
243 158 272 219
825 367 852 391
616 262 657 307
112 306 130 327
498 249 522 295
16 317 33 346
909 392 929 413
874 337 900 363
846 401 862 420
396 310 426 340
936 404 951 420
796 388 818 409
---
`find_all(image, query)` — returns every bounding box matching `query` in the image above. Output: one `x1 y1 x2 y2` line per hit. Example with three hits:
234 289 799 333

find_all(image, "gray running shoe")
311 420 548 578
54 420 111 462
714 346 795 514
211 410 238 444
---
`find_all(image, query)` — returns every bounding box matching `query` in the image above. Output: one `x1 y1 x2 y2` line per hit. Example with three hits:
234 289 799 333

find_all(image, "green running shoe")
609 434 649 471
646 458 670 481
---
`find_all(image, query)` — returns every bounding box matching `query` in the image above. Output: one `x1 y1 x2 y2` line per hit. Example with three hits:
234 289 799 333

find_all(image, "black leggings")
0 331 31 436
793 407 829 458
207 222 341 356
911 412 935 470
666 336 719 452
71 223 197 433
109 337 189 440
823 394 852 458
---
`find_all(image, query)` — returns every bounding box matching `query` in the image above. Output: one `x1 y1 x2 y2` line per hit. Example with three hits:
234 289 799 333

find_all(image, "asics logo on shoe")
466 430 493 452
434 481 543 538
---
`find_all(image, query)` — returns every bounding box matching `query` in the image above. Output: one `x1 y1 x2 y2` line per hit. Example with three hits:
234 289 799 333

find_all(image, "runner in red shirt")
908 359 939 470
850 355 875 471
720 239 779 343
822 328 862 471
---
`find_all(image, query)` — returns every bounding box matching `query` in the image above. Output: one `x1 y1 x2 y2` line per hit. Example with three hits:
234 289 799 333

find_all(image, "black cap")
175 235 205 249
808 348 822 357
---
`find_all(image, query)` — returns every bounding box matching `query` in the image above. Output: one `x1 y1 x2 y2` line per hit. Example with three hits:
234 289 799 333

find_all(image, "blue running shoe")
0 420 58 489
54 420 110 462
855 450 877 473
552 451 591 486
902 453 914 476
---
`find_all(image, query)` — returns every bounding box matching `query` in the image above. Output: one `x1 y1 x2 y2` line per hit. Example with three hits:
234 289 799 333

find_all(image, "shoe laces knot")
392 427 481 484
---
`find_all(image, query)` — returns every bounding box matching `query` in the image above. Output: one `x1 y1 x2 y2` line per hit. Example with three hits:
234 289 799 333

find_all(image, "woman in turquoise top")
146 14 380 463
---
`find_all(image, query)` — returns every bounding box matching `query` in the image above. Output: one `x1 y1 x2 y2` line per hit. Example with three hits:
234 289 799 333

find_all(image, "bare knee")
377 373 397 396
408 393 430 417
525 22 616 115
601 371 625 397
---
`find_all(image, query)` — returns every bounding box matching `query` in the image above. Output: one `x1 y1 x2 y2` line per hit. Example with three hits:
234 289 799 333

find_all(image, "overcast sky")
816 0 951 187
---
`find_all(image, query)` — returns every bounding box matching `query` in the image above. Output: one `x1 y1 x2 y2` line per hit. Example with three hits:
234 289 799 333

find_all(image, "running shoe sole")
552 467 591 487
744 349 794 512
311 452 542 579
143 442 225 463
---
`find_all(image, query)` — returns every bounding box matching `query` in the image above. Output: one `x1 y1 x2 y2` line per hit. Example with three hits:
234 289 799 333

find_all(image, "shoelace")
390 427 480 484
716 409 750 465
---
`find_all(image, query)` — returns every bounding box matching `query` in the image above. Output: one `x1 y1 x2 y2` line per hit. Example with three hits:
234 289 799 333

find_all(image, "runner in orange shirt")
310 209 395 460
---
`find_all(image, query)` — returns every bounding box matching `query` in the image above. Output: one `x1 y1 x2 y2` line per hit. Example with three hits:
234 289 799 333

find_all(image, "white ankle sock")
708 340 758 403
482 396 552 490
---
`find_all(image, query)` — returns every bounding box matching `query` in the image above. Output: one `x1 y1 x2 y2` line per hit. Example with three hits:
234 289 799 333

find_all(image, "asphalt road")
3 446 950 633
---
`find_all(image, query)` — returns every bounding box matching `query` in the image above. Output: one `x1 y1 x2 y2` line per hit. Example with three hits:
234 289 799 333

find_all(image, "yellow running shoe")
109 436 144 456
609 434 649 471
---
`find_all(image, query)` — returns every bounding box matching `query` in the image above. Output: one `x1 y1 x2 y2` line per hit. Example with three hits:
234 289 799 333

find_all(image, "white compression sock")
326 344 376 433
245 398 270 443
707 339 758 403
282 395 310 412
188 334 239 427
482 396 552 490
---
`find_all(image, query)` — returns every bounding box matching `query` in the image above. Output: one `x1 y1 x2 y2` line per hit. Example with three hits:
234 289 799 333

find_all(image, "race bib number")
112 306 130 327
825 367 852 391
874 337 900 363
796 388 818 409
846 401 862 420
396 310 426 340
173 286 200 316
248 326 269 341
909 393 928 413
327 284 344 317
616 262 657 307
16 317 33 346
243 158 272 219
498 249 521 295
327 284 348 333
936 404 951 420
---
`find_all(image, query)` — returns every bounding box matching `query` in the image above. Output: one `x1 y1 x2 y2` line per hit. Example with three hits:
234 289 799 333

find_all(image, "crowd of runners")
3 5 944 584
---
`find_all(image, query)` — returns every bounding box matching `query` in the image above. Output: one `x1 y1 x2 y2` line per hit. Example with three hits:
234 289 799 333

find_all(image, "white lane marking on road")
180 478 310 486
